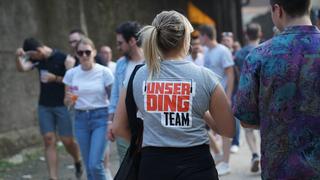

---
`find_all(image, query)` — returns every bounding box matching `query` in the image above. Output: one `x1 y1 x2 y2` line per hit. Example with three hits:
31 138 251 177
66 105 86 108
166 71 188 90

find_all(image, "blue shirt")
109 57 129 114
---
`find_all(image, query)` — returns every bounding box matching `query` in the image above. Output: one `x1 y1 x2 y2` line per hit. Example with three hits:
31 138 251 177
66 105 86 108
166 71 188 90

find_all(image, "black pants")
138 144 218 180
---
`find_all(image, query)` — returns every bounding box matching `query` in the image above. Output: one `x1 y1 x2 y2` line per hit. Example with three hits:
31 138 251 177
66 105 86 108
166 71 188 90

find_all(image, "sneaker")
230 145 239 153
216 162 231 176
105 168 113 180
251 156 260 172
75 161 83 179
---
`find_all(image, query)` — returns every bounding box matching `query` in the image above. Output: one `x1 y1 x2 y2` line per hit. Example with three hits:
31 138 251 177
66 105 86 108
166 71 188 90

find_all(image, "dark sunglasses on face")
77 50 92 57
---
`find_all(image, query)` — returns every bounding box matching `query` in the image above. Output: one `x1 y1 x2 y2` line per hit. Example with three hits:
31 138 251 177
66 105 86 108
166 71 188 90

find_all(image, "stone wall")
0 0 241 158
0 0 188 158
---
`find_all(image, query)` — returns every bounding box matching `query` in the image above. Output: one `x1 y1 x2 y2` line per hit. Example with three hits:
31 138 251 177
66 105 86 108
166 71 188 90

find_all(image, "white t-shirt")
63 63 114 110
186 53 204 66
123 60 144 86
204 44 234 88
108 61 117 75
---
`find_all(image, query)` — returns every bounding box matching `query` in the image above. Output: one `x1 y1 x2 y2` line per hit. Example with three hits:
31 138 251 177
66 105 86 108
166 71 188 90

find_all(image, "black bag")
114 64 144 180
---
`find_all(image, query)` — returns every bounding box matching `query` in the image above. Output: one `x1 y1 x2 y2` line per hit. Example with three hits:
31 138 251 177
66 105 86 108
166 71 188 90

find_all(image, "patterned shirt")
234 44 256 72
234 26 320 179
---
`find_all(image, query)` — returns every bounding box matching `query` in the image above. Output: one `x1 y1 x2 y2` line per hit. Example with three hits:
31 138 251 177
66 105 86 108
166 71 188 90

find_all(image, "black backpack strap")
125 64 144 153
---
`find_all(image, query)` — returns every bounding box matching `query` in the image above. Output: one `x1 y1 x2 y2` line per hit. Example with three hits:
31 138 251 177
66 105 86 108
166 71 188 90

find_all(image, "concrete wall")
0 0 188 158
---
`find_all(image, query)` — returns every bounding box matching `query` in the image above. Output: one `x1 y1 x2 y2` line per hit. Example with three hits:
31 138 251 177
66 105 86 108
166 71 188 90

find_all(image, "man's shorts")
38 105 73 137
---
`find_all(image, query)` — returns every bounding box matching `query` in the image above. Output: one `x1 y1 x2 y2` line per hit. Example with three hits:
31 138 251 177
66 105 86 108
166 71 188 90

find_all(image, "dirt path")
1 131 261 180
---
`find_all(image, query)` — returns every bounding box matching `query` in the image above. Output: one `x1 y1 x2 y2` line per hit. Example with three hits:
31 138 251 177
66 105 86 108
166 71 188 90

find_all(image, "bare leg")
222 137 232 163
245 128 260 172
216 136 232 176
208 130 221 155
244 128 258 154
43 132 58 179
60 136 81 162
60 136 83 178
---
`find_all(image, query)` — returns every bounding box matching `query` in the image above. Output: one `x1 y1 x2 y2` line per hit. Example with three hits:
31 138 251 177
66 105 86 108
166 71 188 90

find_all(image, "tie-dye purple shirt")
234 26 320 179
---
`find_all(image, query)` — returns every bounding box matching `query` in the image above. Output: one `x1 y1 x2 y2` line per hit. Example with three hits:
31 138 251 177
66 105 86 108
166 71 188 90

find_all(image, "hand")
64 92 75 107
42 72 57 83
107 122 116 142
16 48 25 57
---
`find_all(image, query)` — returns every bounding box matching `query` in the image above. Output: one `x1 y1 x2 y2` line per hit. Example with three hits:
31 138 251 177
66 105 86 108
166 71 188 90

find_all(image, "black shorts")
138 144 218 180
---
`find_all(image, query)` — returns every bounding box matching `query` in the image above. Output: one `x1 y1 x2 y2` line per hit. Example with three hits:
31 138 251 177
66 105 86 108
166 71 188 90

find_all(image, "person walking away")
234 22 263 173
110 10 235 180
199 25 235 176
234 0 320 179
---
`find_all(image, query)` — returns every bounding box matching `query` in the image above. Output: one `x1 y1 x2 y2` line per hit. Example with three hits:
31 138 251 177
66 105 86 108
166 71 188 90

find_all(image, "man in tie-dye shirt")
234 0 320 179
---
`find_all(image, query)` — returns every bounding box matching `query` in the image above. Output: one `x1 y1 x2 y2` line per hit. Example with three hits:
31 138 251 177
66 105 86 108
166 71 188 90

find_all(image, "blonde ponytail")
140 25 162 78
140 10 194 79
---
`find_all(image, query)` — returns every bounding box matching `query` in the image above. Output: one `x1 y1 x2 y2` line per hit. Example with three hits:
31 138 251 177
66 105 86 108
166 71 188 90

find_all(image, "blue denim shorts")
38 105 74 137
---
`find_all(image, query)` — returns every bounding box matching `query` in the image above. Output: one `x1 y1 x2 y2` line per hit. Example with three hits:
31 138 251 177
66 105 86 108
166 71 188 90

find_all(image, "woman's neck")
163 50 184 61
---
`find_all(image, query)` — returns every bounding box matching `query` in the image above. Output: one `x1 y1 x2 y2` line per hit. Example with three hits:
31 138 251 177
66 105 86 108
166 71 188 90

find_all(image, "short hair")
23 37 43 51
270 0 311 17
198 25 216 40
69 29 86 36
116 21 142 46
246 23 261 41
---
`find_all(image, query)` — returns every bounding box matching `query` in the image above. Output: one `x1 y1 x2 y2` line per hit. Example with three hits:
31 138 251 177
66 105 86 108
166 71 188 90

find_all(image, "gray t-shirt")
204 44 234 89
132 60 219 147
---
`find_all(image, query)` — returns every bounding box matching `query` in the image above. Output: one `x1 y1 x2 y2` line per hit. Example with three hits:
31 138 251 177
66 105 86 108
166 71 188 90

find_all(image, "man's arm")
15 48 34 72
233 50 261 127
45 73 63 83
108 62 122 118
47 55 76 84
225 66 235 103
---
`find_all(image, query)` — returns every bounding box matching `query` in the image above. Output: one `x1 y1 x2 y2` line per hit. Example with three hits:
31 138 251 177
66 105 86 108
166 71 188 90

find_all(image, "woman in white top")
63 37 114 180
110 11 235 180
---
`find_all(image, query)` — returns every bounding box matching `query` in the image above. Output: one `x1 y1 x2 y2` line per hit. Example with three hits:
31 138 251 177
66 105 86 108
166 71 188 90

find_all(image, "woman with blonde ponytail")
110 10 235 180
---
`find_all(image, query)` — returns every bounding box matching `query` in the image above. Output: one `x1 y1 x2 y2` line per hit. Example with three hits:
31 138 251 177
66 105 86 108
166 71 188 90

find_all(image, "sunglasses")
77 50 92 57
222 32 233 37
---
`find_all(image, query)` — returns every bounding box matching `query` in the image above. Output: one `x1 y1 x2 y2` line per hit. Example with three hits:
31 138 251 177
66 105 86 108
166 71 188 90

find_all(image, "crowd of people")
15 0 320 179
